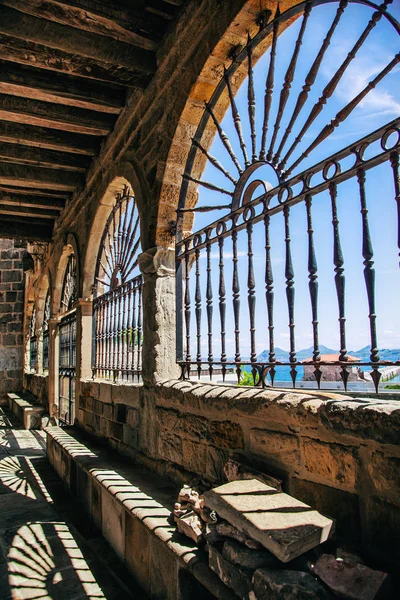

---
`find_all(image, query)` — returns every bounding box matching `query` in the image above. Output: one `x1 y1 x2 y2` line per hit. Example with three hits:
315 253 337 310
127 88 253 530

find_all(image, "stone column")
75 299 93 424
47 317 59 418
139 247 180 386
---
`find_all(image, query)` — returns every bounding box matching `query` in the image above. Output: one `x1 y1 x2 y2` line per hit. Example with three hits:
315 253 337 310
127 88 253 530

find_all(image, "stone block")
115 403 128 423
101 487 125 561
208 544 252 600
290 478 361 544
252 568 331 599
368 452 400 497
99 382 112 404
125 516 151 594
206 446 228 482
302 439 358 489
204 480 333 563
223 540 280 570
158 431 183 464
111 422 123 441
150 535 178 600
126 407 139 428
250 429 300 469
312 554 389 600
123 425 138 449
363 496 400 566
182 439 207 474
93 399 103 416
102 403 114 421
112 383 141 407
92 479 102 531
209 420 244 449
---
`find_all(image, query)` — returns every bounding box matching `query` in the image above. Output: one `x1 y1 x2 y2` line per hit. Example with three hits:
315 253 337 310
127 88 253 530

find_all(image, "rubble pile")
173 479 392 599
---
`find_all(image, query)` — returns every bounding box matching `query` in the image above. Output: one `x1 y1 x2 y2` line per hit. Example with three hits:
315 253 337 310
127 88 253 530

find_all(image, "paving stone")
208 544 252 600
313 554 389 600
216 520 262 549
222 539 280 570
251 568 332 599
204 479 334 563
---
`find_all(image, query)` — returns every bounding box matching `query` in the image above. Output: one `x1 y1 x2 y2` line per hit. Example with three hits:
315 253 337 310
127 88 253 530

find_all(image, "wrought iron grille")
176 0 400 394
92 186 143 382
42 292 50 371
29 308 37 372
59 312 76 424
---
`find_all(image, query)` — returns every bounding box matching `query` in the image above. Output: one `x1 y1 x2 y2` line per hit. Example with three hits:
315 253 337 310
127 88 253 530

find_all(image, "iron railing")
59 312 76 424
176 119 400 393
29 335 37 372
92 275 143 383
42 331 49 371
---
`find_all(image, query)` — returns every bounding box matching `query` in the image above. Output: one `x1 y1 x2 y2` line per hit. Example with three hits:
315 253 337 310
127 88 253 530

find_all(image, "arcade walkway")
0 405 148 600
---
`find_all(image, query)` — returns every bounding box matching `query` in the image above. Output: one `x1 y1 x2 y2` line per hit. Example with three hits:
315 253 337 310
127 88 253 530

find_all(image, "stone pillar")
47 317 59 418
139 247 180 386
75 299 93 424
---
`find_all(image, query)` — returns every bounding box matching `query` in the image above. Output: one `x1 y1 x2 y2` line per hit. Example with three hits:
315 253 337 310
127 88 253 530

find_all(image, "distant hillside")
257 345 399 362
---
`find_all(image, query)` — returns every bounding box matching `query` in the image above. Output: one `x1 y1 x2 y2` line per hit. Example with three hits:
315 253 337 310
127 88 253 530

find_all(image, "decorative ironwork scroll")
92 186 143 383
176 0 400 394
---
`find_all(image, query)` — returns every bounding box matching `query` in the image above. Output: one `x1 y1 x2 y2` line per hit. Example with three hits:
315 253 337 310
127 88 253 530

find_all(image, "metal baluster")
225 67 249 169
268 3 312 163
131 285 137 381
305 195 321 387
205 102 243 175
390 150 400 266
195 248 202 379
112 291 118 381
246 210 257 383
116 287 122 382
247 38 257 163
232 223 241 383
182 172 233 198
184 242 191 378
206 236 213 380
281 1 393 175
284 205 297 386
329 182 348 389
275 0 347 169
357 168 380 391
121 283 127 382
137 281 142 383
192 139 237 184
264 210 276 386
218 235 227 381
260 8 279 161
104 295 110 379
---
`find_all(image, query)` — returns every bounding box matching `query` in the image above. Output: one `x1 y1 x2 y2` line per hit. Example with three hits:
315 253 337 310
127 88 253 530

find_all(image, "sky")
185 0 400 361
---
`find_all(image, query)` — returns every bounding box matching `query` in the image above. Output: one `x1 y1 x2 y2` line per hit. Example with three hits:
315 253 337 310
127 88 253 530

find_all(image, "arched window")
42 292 50 372
29 308 37 372
59 254 77 424
93 186 143 383
176 1 400 393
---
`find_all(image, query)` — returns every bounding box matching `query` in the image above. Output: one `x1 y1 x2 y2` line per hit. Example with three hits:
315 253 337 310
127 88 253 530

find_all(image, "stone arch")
52 233 80 316
82 160 146 298
155 0 299 245
36 269 52 329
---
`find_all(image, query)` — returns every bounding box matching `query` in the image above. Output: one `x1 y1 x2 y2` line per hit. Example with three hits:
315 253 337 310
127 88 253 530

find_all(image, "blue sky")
187 1 400 360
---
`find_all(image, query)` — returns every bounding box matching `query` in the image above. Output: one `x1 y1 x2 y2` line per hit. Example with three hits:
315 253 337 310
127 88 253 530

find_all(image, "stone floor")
0 405 149 600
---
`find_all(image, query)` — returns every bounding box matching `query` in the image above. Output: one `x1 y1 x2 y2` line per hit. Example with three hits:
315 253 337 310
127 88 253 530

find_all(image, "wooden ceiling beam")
0 163 83 191
0 216 54 241
0 184 70 199
1 0 158 51
0 143 89 172
0 204 60 219
0 122 100 155
0 35 151 86
0 191 65 210
0 95 115 136
0 7 157 73
0 62 125 114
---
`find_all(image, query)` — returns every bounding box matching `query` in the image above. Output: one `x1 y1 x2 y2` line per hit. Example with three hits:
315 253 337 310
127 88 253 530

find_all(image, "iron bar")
182 173 233 197
284 205 297 386
184 242 191 373
264 211 276 385
225 67 250 169
206 236 213 379
260 8 279 161
390 150 400 266
305 194 321 386
218 233 227 380
247 38 257 163
195 248 202 379
205 101 243 175
232 223 241 383
192 139 237 184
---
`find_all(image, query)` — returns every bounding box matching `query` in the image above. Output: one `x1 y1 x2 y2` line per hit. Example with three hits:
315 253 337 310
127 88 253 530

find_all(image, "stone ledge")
156 380 400 445
45 425 236 600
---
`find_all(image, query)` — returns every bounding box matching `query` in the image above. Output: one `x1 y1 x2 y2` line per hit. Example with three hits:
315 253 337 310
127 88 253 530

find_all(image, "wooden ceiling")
0 0 185 241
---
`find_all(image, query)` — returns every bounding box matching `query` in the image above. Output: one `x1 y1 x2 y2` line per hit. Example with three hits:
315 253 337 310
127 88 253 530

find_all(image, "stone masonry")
0 238 26 398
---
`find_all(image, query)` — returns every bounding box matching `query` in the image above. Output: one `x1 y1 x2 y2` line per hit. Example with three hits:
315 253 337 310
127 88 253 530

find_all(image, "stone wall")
78 379 400 571
0 238 26 397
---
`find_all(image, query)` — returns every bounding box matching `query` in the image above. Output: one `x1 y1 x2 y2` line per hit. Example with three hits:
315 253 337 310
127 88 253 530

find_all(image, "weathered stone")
302 439 358 489
313 554 389 600
250 429 300 469
224 458 282 491
176 511 203 543
209 421 244 449
204 480 334 563
368 452 400 497
204 522 225 545
208 545 252 600
222 539 280 571
216 521 262 550
252 568 331 599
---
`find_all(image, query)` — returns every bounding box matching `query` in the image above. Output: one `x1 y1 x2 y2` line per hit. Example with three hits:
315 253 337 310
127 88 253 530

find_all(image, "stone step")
204 479 334 563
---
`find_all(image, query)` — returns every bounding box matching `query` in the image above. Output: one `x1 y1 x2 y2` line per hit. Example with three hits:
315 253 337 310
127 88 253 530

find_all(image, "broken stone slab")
176 511 203 544
223 539 280 571
209 544 252 600
216 520 262 549
204 523 226 545
204 479 334 563
251 568 332 599
312 554 389 600
224 458 282 491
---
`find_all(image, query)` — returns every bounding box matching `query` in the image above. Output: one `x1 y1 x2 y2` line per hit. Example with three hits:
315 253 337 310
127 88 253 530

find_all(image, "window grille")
42 292 50 371
176 0 400 394
92 186 143 383
29 308 37 372
59 254 77 424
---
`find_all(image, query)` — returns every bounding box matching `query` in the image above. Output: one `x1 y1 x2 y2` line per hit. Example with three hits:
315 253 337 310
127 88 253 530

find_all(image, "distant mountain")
257 345 399 362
